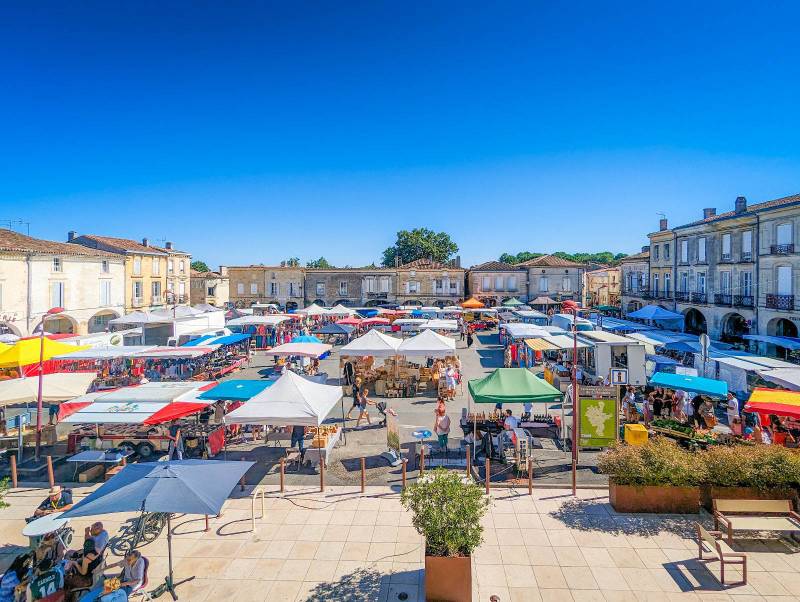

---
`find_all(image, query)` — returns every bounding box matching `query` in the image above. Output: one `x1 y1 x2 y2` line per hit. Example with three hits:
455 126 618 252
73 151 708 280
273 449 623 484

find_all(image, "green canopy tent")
501 297 525 307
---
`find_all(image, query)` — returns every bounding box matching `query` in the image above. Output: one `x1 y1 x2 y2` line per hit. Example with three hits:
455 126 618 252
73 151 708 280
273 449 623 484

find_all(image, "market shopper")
346 377 362 420
726 392 740 425
434 406 451 453
356 385 374 428
167 420 184 460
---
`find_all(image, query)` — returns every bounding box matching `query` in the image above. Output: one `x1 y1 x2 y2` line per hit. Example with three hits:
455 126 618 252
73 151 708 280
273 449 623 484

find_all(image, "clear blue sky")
2 2 798 268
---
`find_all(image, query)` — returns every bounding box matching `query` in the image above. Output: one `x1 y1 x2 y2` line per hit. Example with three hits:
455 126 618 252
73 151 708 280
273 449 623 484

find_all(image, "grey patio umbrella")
62 459 253 600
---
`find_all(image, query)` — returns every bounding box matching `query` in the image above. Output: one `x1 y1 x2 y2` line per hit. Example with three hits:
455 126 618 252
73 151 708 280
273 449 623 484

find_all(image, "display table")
306 426 342 469
66 449 132 480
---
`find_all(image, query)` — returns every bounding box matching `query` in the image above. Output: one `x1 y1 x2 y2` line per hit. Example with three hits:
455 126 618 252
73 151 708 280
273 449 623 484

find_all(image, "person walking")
167 420 183 460
346 377 362 420
433 406 451 454
356 384 374 427
726 392 740 426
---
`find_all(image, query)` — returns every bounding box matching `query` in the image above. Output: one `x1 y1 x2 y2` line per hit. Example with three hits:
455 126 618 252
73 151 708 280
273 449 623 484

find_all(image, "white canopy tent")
109 311 173 326
398 329 456 358
328 304 358 316
503 323 553 339
420 319 459 332
0 373 97 407
151 306 205 318
758 368 800 391
340 329 402 357
53 346 156 360
296 303 329 316
226 315 291 327
224 370 342 427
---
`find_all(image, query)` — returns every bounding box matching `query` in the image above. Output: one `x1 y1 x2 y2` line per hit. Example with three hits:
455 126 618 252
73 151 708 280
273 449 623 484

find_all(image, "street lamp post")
34 307 64 461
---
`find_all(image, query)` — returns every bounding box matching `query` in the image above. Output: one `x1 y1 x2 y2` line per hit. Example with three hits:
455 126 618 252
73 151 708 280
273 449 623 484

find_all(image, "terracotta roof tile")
619 250 650 262
73 234 168 255
0 229 120 258
398 258 461 270
518 254 585 268
469 261 523 271
677 193 800 228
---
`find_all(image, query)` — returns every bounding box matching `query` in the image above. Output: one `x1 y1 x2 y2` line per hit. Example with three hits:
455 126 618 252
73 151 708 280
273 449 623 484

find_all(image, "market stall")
226 314 294 349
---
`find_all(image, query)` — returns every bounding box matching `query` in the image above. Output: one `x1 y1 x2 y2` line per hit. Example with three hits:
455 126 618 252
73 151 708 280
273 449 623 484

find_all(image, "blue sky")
2 2 798 268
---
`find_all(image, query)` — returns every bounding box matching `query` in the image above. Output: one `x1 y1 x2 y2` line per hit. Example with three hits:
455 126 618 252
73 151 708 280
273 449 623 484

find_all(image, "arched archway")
626 301 641 314
333 299 352 307
363 299 383 307
285 301 298 311
311 299 326 307
721 312 750 344
46 314 77 335
0 321 21 337
683 308 707 335
433 300 448 308
404 300 422 307
768 317 798 337
89 310 120 333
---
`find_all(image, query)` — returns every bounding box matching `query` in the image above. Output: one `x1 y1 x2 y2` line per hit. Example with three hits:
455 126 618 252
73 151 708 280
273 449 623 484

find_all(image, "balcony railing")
733 295 754 308
621 288 648 298
766 294 795 310
720 254 732 263
714 294 732 306
151 295 164 304
675 291 690 302
131 296 145 306
770 244 795 255
691 293 707 304
740 252 752 262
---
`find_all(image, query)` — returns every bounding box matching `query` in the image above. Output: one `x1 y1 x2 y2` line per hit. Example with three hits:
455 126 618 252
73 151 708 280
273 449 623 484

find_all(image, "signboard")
579 398 617 448
386 412 401 455
578 385 617 399
610 368 628 386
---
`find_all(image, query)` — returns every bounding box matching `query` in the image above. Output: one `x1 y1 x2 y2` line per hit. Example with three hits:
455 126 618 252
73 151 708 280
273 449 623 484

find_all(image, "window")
101 260 109 273
507 276 517 291
339 281 347 295
664 273 671 295
408 281 420 294
178 281 185 296
740 272 752 296
777 266 792 295
562 276 570 291
179 260 185 274
364 278 376 293
237 283 245 295
52 257 62 272
270 282 279 296
133 258 142 276
721 233 731 259
51 282 65 307
698 237 706 262
482 276 491 291
250 283 258 295
435 279 444 292
697 272 706 294
207 285 216 297
100 281 112 306
653 245 660 260
167 259 174 274
494 276 504 290
680 240 688 262
153 259 160 276
664 244 670 260
742 230 752 259
316 282 325 296
379 277 390 293
151 281 161 301
289 282 298 297
652 274 659 295
450 280 458 292
680 272 688 292
720 271 731 294
777 223 793 245
539 277 548 292
626 273 633 291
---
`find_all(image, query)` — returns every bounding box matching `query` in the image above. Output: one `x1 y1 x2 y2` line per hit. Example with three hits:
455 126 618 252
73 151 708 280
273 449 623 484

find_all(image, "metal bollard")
46 456 55 488
205 515 210 532
466 445 471 477
239 456 246 492
419 445 425 476
279 457 285 493
485 458 491 495
528 457 533 495
320 458 325 493
401 458 407 489
360 457 366 494
10 454 17 488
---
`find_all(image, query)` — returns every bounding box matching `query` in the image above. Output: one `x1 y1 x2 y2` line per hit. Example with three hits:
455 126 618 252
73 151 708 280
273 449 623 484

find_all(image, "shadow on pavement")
303 566 421 602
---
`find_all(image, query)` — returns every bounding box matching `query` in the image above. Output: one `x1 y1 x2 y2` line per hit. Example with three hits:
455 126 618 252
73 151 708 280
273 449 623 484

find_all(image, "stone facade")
304 268 397 307
647 220 675 311
467 261 528 306
154 243 192 305
223 265 305 310
619 248 649 315
518 255 585 302
190 269 230 307
394 259 465 307
584 266 621 308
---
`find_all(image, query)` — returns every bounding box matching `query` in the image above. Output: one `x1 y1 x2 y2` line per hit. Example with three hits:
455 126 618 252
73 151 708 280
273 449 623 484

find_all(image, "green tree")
498 251 542 264
285 257 300 267
382 228 459 267
190 260 210 272
306 257 333 269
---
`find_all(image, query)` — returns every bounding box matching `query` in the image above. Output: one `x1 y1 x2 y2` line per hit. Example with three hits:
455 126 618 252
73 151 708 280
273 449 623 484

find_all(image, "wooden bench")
713 499 800 544
696 523 747 585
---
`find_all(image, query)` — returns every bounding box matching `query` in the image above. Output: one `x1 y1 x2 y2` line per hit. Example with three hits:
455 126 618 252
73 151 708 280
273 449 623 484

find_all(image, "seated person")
503 409 519 431
0 553 32 602
26 558 63 602
64 524 107 592
66 523 108 571
35 532 65 567
108 550 145 596
33 487 73 519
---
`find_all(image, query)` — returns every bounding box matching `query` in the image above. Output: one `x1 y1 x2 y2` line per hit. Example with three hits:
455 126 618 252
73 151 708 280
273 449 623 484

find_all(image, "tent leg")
340 397 347 446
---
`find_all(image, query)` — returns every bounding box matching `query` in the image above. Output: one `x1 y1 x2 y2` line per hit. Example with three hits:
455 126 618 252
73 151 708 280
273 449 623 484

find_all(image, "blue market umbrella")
63 460 253 599
626 305 683 321
291 335 322 344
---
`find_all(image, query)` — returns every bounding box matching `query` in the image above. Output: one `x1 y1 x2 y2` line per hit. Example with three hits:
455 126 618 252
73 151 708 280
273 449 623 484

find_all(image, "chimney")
659 218 668 231
454 255 461 268
641 245 650 253
280 261 286 267
703 208 716 219
67 231 76 242
142 237 149 247
735 196 747 214
165 241 173 250
395 256 400 267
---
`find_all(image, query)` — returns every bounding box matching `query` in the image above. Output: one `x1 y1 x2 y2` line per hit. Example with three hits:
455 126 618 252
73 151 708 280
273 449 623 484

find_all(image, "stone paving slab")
2 484 799 601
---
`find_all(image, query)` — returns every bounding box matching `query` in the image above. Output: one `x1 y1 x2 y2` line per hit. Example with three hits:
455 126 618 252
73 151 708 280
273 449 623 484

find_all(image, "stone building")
467 261 528 306
518 255 585 302
190 269 230 307
647 218 675 311
619 247 650 315
303 267 397 307
153 243 192 305
584 266 621 308
394 258 465 307
223 265 305 310
0 229 125 336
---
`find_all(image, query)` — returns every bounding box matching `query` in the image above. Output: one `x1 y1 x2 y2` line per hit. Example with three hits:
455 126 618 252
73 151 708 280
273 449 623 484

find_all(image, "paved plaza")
2 482 800 601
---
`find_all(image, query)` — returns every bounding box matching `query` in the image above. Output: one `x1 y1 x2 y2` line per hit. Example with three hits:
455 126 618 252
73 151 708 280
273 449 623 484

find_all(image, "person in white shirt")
726 392 740 425
503 409 519 431
522 402 533 420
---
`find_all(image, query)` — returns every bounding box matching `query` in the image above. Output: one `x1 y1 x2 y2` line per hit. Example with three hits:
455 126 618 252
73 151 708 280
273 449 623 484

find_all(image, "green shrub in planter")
704 445 800 489
598 436 705 486
400 468 490 557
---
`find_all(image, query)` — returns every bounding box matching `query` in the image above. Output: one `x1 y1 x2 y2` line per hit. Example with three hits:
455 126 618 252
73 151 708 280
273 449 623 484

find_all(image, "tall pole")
34 318 46 461
570 308 578 496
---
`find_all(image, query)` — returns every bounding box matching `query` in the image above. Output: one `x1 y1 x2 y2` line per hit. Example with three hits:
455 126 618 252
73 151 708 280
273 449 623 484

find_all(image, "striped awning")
525 338 559 352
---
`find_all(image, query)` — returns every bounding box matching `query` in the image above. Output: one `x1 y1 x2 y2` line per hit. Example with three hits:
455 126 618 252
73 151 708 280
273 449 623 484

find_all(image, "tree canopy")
190 260 210 272
284 257 300 267
306 257 333 269
382 228 459 267
499 250 628 265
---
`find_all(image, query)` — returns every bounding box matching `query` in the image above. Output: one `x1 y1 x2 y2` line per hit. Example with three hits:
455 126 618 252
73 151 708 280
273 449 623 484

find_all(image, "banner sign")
579 398 617 448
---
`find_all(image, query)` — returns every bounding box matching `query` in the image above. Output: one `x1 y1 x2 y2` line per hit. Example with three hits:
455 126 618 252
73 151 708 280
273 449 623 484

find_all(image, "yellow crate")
624 423 648 446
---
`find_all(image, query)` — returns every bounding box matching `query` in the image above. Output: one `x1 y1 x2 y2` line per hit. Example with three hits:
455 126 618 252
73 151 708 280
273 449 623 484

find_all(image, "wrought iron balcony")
714 294 732 306
719 254 732 263
675 291 690 302
733 295 754 308
691 293 707 304
740 252 752 262
770 244 795 255
766 294 795 310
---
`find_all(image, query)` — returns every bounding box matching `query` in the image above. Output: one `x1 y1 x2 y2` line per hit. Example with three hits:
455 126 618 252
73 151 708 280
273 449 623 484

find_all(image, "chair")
129 556 151 600
696 523 747 585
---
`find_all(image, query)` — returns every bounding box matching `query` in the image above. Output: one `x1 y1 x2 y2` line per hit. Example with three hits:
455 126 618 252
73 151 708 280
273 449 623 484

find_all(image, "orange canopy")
461 297 485 309
745 387 800 419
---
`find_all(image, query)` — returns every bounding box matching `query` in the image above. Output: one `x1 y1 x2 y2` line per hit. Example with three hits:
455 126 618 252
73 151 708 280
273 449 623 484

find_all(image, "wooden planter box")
609 481 700 514
701 486 798 511
425 554 471 602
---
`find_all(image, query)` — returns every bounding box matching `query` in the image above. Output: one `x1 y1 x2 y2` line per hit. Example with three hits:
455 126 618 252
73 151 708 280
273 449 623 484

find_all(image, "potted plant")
701 445 800 510
401 468 490 602
598 437 705 513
